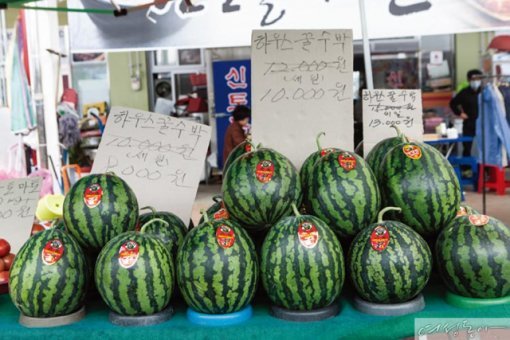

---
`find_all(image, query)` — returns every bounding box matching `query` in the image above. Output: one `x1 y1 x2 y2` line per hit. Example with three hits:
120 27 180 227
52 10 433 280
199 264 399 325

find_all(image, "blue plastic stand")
186 305 253 326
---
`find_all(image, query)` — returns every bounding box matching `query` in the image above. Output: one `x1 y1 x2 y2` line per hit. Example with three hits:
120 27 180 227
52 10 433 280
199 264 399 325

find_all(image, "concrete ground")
192 184 510 226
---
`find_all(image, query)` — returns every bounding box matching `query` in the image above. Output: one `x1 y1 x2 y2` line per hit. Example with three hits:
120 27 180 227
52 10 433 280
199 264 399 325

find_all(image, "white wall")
0 107 20 170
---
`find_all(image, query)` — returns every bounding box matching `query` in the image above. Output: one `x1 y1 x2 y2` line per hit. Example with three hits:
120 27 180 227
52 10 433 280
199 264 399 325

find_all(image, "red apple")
0 271 9 285
0 259 4 272
0 239 10 257
2 254 14 271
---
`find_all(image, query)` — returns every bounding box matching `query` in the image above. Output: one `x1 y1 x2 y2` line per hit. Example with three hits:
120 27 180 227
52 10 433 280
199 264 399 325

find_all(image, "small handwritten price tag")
0 177 42 253
92 107 212 224
362 89 424 156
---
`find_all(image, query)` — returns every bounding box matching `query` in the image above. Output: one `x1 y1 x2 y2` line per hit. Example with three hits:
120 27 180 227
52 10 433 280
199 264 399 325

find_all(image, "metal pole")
481 82 486 214
359 0 374 90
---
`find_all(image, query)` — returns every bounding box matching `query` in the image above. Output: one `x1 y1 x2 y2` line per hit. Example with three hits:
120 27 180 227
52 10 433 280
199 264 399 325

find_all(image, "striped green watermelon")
348 207 432 303
176 216 258 314
261 204 344 310
63 173 139 252
365 125 403 179
435 215 510 298
198 195 230 225
138 206 187 258
380 141 461 237
307 150 381 238
223 139 253 174
300 132 341 204
95 220 174 316
222 147 302 231
9 229 89 317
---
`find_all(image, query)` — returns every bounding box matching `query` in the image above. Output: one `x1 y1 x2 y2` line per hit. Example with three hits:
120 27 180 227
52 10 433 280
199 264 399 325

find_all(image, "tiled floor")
192 184 510 226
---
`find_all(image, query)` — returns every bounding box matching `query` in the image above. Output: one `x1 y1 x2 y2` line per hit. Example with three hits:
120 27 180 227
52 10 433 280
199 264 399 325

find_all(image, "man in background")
449 69 483 157
223 105 251 169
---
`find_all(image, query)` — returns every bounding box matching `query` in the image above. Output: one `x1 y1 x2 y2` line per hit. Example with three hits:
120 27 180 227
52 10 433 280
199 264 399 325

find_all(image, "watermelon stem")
316 132 326 151
140 206 157 220
378 207 402 223
201 209 210 223
291 203 301 217
212 195 222 203
390 125 403 139
140 218 169 233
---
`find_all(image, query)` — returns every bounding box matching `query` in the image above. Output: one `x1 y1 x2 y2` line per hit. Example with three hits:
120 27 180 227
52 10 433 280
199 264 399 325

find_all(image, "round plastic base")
353 294 425 316
445 291 510 309
187 305 253 326
270 303 340 322
109 305 173 326
19 306 85 328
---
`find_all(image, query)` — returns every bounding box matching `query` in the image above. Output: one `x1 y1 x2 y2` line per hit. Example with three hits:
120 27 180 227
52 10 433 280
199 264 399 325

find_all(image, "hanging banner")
69 0 510 51
252 29 353 168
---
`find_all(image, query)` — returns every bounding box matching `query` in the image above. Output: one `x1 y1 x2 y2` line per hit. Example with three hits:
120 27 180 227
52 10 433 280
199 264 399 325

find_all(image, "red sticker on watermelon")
469 215 490 227
256 160 274 183
370 226 390 252
213 203 230 220
41 239 65 265
320 148 335 157
298 222 319 249
84 183 103 208
245 144 252 152
338 152 357 171
216 225 235 249
402 145 422 160
118 240 140 269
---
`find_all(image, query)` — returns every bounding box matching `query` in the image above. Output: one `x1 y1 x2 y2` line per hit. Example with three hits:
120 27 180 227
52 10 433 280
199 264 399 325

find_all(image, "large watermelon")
261 204 344 310
9 229 89 317
380 141 460 237
95 225 174 316
222 147 302 231
223 138 253 174
300 132 341 204
348 207 432 303
177 216 258 314
435 215 510 298
138 206 187 257
365 125 403 179
198 195 230 225
307 150 381 238
63 173 139 252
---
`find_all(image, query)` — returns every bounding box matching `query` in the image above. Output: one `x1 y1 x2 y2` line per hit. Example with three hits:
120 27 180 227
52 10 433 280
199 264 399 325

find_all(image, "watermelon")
95 220 174 316
300 132 341 204
223 139 253 174
9 229 89 317
198 195 230 225
261 204 344 310
365 125 403 179
348 207 432 304
435 215 510 299
176 215 258 314
307 150 381 238
138 206 187 257
63 173 139 252
222 147 302 231
380 140 461 237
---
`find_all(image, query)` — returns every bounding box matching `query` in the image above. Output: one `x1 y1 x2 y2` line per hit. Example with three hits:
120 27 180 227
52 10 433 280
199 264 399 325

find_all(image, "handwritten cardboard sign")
251 29 354 168
92 107 211 225
0 177 42 253
362 89 424 156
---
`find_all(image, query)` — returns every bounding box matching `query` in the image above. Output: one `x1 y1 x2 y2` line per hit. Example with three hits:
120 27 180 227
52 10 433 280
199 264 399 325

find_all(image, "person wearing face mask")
449 69 483 157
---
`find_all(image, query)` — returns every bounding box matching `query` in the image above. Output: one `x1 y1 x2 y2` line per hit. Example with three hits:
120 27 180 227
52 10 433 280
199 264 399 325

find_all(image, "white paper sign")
91 107 211 224
0 178 42 253
251 29 354 167
362 89 424 156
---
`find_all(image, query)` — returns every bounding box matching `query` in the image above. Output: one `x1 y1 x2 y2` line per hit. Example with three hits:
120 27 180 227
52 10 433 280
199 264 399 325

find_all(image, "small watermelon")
261 204 344 310
198 195 230 225
307 150 381 238
63 173 139 252
300 132 341 204
365 125 403 179
222 146 302 231
95 219 174 316
9 229 89 317
138 206 187 258
348 207 432 304
176 215 258 314
223 138 253 174
380 140 461 237
436 215 510 299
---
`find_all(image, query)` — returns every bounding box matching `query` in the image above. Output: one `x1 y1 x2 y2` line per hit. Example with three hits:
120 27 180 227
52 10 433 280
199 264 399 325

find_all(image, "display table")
424 135 474 158
1 282 509 339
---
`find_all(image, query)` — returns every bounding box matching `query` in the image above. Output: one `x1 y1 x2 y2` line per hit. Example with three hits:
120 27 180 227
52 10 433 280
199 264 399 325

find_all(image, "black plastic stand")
109 305 173 326
353 294 425 316
270 303 340 322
